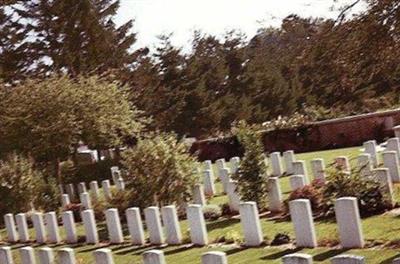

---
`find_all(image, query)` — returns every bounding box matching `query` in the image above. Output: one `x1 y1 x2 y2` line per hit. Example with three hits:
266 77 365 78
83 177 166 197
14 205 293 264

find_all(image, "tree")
121 133 198 209
14 0 137 77
232 121 268 208
0 75 147 181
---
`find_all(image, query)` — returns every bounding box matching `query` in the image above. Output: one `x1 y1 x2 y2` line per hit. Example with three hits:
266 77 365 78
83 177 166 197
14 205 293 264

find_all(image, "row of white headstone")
282 252 400 264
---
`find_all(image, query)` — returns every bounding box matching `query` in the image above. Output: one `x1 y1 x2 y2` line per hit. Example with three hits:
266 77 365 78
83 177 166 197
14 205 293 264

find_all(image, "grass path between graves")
3 146 400 263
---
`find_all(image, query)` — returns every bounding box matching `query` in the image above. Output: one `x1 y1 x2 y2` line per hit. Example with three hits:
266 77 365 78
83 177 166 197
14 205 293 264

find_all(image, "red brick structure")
190 109 400 161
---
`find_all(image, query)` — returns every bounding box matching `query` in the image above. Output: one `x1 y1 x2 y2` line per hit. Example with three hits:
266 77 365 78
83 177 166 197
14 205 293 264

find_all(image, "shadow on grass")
206 218 240 231
164 244 195 255
115 245 155 255
381 254 400 264
312 249 348 261
261 248 302 260
78 244 110 253
225 246 248 255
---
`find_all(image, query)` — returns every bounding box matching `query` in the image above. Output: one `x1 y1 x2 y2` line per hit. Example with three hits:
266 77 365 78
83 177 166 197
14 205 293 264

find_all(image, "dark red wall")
190 109 400 161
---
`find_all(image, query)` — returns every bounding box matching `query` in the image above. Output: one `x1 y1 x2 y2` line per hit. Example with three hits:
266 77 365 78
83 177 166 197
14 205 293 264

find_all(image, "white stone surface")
45 212 61 244
105 208 124 244
226 181 241 212
90 181 100 199
38 247 54 264
219 167 231 193
202 251 227 264
293 161 309 183
15 213 30 242
239 202 263 246
215 158 226 171
193 184 206 205
282 253 313 264
363 140 378 167
93 248 114 264
335 156 350 172
374 168 395 205
82 209 99 244
20 246 36 264
4 213 18 242
115 178 125 191
331 255 365 264
144 206 165 245
0 247 13 264
335 197 364 248
270 152 283 176
61 194 71 208
394 125 400 139
58 248 76 264
290 175 306 191
126 207 146 245
102 180 112 200
66 184 76 201
204 160 212 171
62 211 78 244
283 150 296 175
387 137 400 159
80 192 92 209
383 151 400 182
357 154 372 177
230 156 241 174
310 158 326 182
161 205 182 245
32 212 47 244
143 250 166 264
77 182 87 194
203 170 216 197
289 199 317 248
268 177 283 212
187 204 208 245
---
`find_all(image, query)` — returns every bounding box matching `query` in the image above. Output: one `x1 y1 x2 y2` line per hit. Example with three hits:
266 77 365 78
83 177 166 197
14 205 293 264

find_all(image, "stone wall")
191 109 400 161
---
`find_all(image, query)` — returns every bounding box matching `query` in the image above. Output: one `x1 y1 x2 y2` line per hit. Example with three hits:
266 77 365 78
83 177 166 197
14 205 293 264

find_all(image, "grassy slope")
3 146 400 263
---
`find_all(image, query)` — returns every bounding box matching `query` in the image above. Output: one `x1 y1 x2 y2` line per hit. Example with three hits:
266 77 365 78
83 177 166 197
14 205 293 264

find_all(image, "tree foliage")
121 133 198 209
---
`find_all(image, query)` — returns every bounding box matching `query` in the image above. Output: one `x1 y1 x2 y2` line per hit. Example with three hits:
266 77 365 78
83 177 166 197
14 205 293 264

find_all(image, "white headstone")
230 156 241 174
289 199 317 248
335 156 350 172
374 168 395 205
357 154 372 177
77 182 87 194
0 247 13 264
383 151 400 182
282 253 313 264
239 202 263 246
38 247 54 264
335 197 364 248
310 158 326 182
144 206 165 245
105 208 124 244
270 152 283 176
203 170 216 197
66 184 76 201
293 161 309 184
90 181 100 199
115 178 125 191
45 212 60 244
193 184 206 205
62 211 78 244
93 248 114 264
268 177 283 212
226 181 241 212
20 246 36 264
363 140 378 167
102 180 112 200
290 175 306 191
32 212 47 244
204 160 212 171
126 207 146 245
4 214 18 242
219 167 231 193
387 137 400 159
202 251 227 264
143 250 166 264
61 194 71 208
15 213 30 242
394 125 400 139
331 255 365 264
283 150 296 175
187 204 208 245
80 192 92 209
82 209 99 244
58 248 76 264
161 205 182 245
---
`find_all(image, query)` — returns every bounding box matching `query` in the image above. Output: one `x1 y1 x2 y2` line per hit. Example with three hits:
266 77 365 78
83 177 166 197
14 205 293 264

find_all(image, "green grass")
2 145 400 263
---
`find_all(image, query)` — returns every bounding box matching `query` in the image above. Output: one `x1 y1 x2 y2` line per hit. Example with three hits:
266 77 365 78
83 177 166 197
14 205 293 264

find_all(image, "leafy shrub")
271 233 291 245
63 203 82 221
121 133 198 209
220 203 233 216
203 205 222 221
0 153 59 218
286 182 325 213
216 230 242 244
322 168 392 217
231 121 268 209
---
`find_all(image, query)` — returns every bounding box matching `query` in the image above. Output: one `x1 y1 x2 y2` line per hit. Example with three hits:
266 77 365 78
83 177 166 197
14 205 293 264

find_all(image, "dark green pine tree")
17 0 137 77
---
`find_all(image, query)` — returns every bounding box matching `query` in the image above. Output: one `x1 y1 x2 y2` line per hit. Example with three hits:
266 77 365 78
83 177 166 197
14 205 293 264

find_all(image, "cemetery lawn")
3 146 400 263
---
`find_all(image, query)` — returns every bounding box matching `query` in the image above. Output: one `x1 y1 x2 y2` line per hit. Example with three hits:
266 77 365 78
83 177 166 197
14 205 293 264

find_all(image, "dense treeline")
1 0 400 138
